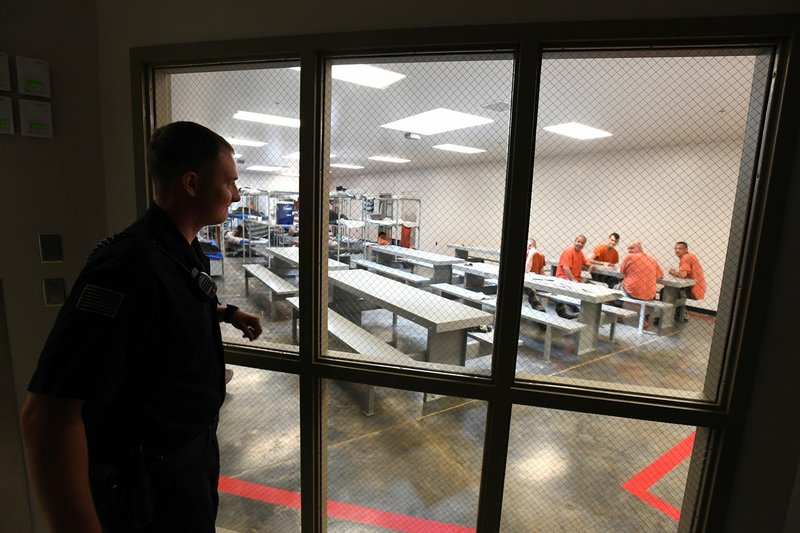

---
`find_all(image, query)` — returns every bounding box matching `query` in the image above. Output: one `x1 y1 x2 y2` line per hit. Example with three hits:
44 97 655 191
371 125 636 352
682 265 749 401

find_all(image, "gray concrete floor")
214 254 705 532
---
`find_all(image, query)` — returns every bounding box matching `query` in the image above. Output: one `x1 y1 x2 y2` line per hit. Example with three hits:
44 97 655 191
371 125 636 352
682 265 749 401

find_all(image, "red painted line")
218 475 475 533
218 475 301 509
687 312 715 323
621 432 696 522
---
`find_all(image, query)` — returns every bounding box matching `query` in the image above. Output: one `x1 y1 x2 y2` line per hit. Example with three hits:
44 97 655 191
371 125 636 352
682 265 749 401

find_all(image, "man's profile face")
574 237 586 251
197 149 240 225
675 243 687 257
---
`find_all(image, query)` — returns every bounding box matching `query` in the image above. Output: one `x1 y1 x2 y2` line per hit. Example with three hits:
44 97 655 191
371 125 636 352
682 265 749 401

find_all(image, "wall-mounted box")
0 52 10 92
0 96 13 135
16 56 51 97
42 278 66 307
19 99 53 138
39 234 63 262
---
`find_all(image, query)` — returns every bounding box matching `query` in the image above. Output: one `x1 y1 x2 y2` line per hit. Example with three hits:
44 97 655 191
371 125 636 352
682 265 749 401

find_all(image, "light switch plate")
19 99 53 138
0 52 10 92
0 96 13 135
16 56 51 97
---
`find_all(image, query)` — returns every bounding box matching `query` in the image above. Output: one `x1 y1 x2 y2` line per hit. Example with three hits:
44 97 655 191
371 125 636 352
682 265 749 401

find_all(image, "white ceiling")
167 50 764 179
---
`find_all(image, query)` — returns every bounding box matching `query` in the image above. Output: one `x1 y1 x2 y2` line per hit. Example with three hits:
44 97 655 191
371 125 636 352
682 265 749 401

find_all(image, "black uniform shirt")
28 204 225 458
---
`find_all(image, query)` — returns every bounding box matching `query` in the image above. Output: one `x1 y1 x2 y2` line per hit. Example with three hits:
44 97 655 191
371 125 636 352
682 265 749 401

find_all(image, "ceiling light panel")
381 108 494 136
542 122 612 140
368 156 410 164
283 152 338 159
289 65 405 89
432 144 486 154
225 138 266 147
246 165 285 172
233 110 300 128
330 163 365 169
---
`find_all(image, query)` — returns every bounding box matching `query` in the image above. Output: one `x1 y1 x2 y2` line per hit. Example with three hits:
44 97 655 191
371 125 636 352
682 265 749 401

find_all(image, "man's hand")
230 309 263 341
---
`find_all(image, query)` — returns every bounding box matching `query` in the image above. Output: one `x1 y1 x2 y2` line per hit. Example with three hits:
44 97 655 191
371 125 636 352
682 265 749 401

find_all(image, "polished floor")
213 254 708 532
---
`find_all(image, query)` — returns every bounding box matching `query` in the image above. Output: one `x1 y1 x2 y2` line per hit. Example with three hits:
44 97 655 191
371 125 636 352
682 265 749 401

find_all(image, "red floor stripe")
218 475 475 533
686 312 715 323
621 432 696 521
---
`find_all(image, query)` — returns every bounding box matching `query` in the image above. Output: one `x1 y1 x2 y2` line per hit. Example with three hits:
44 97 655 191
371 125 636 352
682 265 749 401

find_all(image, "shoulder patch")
76 284 125 318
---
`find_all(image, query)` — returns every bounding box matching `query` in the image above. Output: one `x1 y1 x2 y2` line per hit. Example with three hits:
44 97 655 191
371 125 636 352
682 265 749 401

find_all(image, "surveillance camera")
404 132 421 140
235 155 245 164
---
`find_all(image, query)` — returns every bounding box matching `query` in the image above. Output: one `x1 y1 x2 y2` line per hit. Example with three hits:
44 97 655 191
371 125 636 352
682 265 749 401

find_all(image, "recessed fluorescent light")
289 65 405 89
233 110 300 128
368 156 410 164
432 144 486 154
280 171 300 177
246 165 285 172
282 151 337 159
542 122 612 140
381 108 494 136
330 163 365 169
225 138 266 147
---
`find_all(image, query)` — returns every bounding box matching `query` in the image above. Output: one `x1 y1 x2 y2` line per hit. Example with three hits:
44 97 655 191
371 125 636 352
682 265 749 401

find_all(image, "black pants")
92 431 220 532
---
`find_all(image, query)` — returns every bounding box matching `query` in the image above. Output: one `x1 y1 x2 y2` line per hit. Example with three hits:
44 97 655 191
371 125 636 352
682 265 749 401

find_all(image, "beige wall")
335 142 743 311
0 1 107 531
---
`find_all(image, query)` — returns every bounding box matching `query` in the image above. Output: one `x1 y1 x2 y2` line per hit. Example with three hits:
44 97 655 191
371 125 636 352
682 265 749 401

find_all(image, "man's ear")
181 170 200 197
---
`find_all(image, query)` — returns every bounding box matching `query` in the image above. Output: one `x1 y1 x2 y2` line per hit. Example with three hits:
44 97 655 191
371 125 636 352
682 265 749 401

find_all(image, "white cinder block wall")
332 140 745 312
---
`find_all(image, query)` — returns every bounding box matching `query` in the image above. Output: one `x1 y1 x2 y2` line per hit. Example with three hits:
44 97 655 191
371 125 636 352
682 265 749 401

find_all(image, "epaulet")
85 232 130 265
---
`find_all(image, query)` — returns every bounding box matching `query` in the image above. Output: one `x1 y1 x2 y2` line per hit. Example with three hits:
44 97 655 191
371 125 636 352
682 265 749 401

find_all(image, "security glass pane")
321 54 514 376
502 405 705 532
517 48 772 400
216 366 301 532
325 379 486 531
156 63 301 353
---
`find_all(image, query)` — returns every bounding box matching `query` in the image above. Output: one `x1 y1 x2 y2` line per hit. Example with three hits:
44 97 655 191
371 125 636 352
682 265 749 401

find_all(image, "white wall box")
0 52 10 91
16 56 51 97
18 99 53 138
0 96 13 134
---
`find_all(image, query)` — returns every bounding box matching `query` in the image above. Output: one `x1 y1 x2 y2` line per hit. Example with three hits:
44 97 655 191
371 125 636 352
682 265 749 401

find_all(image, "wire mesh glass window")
501 405 705 532
155 62 302 353
320 53 514 377
216 366 301 532
517 48 773 400
324 380 486 531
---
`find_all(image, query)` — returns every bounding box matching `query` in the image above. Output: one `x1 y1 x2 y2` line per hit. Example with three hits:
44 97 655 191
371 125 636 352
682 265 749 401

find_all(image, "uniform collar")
142 203 204 270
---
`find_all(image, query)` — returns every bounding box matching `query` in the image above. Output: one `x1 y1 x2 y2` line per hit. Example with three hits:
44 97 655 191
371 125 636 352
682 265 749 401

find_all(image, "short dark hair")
677 241 688 249
610 232 620 241
147 121 233 184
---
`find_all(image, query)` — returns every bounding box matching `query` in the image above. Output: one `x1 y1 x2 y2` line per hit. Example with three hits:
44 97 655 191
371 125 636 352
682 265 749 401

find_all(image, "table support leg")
426 329 467 366
432 265 453 284
661 287 679 329
577 302 602 355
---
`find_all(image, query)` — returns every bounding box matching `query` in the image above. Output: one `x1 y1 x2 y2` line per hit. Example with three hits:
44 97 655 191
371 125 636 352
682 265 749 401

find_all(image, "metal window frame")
129 14 800 532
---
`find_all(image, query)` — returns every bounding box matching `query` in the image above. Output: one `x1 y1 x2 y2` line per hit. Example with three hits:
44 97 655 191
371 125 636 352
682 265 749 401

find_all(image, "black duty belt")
152 416 219 471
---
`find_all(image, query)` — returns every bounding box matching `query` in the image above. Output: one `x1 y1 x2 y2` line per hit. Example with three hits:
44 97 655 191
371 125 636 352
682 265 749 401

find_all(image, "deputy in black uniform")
20 121 262 532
